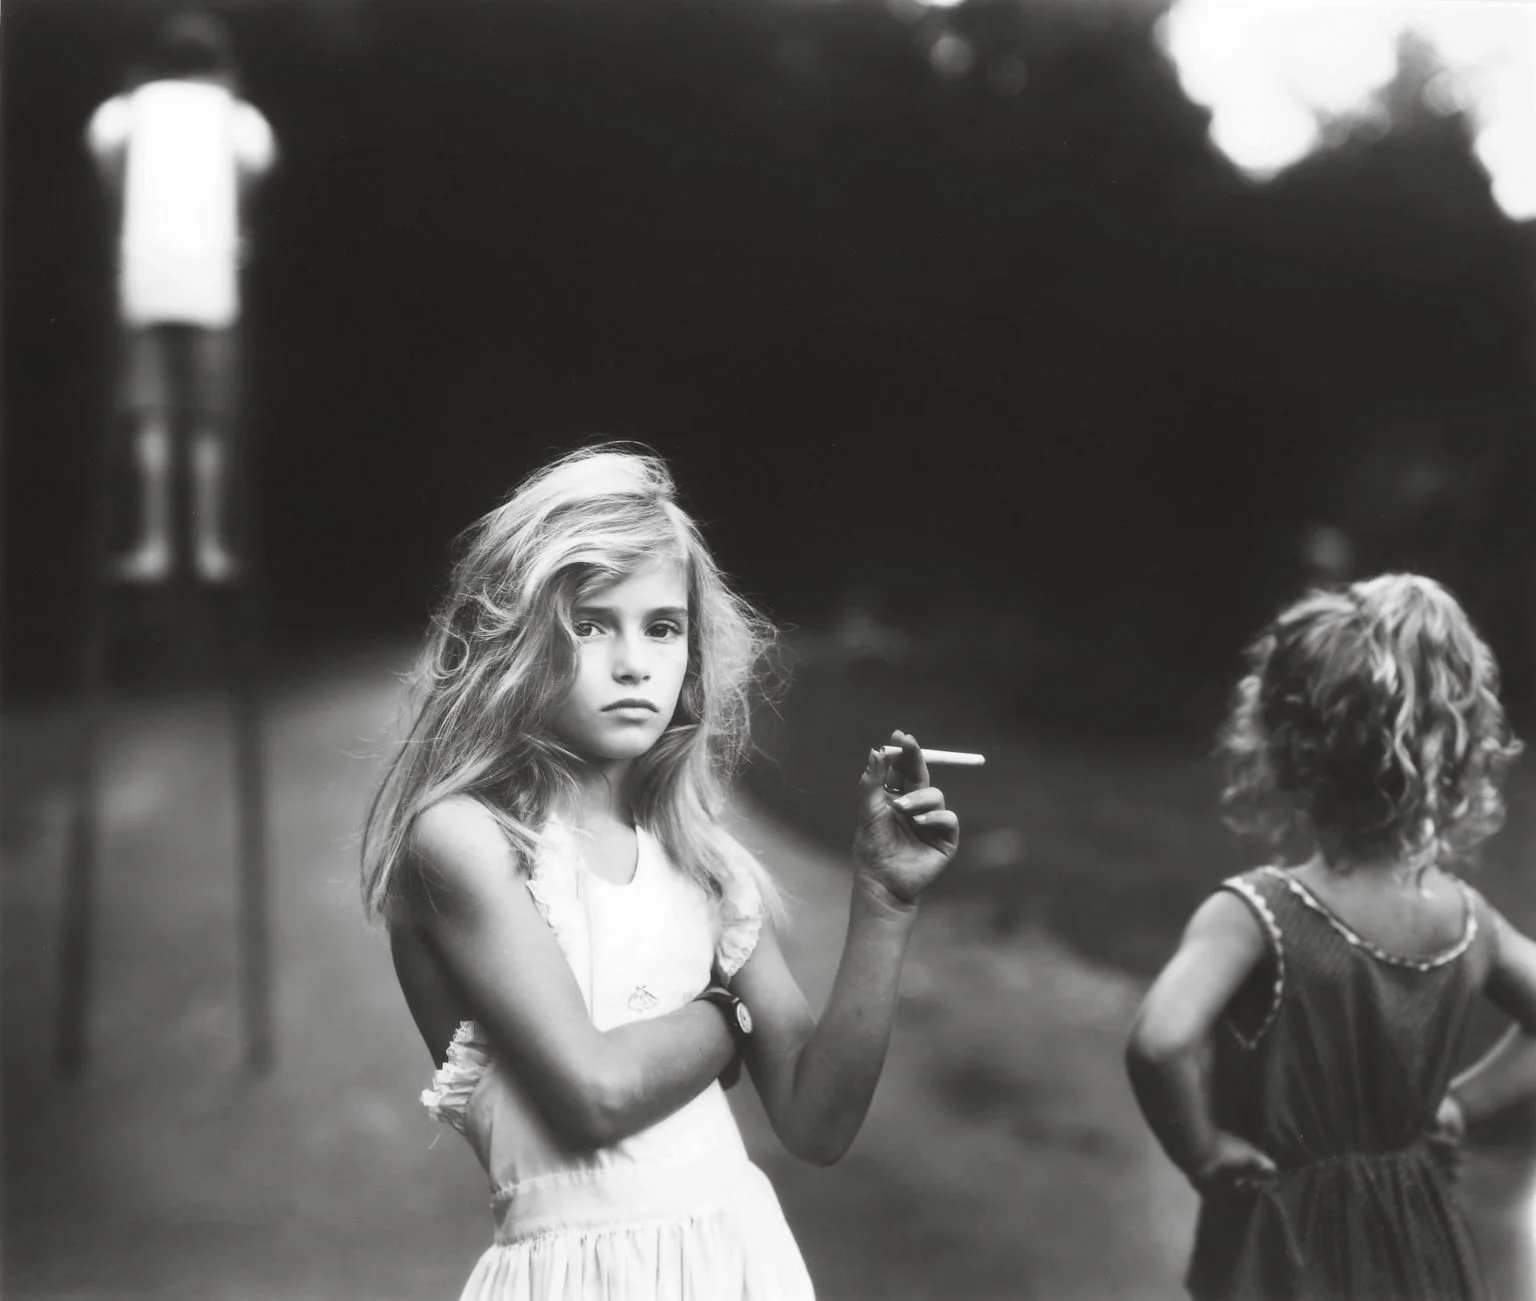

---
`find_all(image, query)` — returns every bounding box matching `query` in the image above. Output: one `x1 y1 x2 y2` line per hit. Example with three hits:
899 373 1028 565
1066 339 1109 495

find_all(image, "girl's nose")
611 634 650 682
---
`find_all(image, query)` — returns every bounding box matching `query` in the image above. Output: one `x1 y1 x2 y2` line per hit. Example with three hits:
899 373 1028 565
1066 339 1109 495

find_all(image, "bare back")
1289 860 1471 962
390 922 469 1070
385 795 521 1070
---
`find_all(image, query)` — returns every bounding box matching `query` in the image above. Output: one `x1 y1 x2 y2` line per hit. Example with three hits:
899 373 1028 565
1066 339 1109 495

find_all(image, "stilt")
56 362 273 1076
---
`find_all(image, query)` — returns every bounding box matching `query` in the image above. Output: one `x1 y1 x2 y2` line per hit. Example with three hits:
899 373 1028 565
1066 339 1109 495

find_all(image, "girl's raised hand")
852 730 960 907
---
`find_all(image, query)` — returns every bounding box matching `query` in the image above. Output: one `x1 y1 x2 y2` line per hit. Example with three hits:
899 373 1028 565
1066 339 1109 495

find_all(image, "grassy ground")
747 631 1536 978
4 633 1535 1298
744 642 1240 978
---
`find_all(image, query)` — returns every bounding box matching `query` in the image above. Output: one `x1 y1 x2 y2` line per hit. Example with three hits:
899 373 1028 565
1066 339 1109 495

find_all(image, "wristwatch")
695 985 753 1038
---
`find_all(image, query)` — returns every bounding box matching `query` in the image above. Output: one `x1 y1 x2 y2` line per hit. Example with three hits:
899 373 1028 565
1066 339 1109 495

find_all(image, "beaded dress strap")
1219 873 1285 1049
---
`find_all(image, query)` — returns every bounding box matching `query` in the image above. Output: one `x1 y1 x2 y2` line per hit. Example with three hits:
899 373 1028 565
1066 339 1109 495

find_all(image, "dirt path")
0 646 1199 1300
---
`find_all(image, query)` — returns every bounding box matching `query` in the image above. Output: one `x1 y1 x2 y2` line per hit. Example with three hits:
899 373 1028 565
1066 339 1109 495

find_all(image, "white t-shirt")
87 79 275 328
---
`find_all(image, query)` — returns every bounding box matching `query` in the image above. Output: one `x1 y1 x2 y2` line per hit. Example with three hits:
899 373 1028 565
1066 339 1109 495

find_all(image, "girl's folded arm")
729 877 921 1167
1452 910 1536 1126
407 798 735 1149
1125 891 1267 1179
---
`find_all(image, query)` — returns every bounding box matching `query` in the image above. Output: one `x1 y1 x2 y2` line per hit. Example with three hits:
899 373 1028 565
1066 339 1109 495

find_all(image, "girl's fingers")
888 729 930 794
1230 1156 1278 1193
889 787 946 816
858 746 892 815
909 809 958 839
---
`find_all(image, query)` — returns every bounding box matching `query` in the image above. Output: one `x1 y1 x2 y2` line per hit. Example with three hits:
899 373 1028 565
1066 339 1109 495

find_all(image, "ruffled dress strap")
422 1019 494 1134
521 818 592 1004
715 850 766 982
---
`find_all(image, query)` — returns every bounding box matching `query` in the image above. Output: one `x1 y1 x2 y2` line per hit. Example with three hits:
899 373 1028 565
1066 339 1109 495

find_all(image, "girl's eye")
572 621 603 639
649 621 684 640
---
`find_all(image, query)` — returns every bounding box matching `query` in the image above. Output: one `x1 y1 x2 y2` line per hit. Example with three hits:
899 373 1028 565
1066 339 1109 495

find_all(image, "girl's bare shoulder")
411 794 504 856
398 795 518 916
1186 885 1270 952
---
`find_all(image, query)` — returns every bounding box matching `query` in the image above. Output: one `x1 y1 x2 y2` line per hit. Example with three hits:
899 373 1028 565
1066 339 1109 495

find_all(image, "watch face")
735 1002 753 1035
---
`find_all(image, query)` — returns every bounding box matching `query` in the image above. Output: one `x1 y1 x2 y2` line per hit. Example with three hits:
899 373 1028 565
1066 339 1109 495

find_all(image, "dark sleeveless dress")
1188 865 1499 1301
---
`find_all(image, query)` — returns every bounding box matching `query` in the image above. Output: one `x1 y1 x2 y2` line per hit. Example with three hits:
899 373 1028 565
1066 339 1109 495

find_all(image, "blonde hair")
362 442 782 922
1219 573 1521 872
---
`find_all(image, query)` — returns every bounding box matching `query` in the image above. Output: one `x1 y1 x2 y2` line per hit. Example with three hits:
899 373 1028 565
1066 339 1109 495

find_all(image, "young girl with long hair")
1127 573 1536 1301
363 444 960 1300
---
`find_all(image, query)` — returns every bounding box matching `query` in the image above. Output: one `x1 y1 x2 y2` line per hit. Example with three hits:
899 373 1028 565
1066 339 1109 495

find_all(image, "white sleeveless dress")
421 820 816 1301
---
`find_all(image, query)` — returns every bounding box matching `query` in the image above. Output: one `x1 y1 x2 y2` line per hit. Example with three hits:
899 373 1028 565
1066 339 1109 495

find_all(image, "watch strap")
696 985 753 1037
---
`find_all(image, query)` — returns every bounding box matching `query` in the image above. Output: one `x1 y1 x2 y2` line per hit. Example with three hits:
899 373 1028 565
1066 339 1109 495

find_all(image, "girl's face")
550 558 691 770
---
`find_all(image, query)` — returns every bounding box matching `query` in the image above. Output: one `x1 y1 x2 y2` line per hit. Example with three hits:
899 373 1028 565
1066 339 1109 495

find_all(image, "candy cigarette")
880 746 986 766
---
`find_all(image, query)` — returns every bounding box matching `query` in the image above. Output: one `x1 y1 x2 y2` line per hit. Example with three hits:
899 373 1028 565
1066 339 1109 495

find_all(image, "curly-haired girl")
363 443 960 1300
1126 573 1536 1301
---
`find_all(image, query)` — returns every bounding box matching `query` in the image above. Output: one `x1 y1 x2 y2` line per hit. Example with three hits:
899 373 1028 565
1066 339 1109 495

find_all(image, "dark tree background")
5 0 1533 731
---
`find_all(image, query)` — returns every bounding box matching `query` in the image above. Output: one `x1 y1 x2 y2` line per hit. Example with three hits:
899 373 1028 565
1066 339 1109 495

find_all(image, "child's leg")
188 327 242 584
191 426 238 583
114 413 174 582
112 327 175 583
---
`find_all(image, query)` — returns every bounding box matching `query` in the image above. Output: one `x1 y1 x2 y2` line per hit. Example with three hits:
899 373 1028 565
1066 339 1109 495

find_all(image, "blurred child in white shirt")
86 10 277 583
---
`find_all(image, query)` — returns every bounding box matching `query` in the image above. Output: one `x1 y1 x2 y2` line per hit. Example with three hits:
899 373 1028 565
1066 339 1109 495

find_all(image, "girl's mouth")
603 699 658 714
